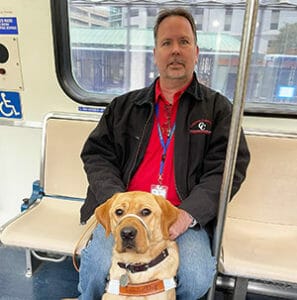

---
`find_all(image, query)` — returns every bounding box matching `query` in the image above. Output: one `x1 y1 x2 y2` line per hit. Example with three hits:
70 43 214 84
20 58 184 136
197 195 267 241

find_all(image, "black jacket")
80 75 250 233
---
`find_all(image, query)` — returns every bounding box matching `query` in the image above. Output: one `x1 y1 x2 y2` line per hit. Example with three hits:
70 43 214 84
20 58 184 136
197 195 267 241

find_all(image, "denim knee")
176 229 216 299
176 258 216 299
78 225 113 299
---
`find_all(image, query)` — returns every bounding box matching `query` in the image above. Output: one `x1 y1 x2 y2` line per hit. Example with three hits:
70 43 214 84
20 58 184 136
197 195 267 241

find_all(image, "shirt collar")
155 77 193 105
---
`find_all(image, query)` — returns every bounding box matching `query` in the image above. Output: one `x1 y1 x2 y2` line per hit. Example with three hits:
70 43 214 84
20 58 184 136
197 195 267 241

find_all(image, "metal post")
124 6 131 92
207 1 259 299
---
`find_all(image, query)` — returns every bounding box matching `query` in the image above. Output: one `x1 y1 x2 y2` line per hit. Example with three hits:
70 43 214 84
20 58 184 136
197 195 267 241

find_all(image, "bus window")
51 0 297 115
246 3 297 115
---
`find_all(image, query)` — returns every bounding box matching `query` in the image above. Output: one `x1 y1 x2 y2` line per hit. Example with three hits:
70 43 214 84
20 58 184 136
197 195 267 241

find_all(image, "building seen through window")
67 0 297 109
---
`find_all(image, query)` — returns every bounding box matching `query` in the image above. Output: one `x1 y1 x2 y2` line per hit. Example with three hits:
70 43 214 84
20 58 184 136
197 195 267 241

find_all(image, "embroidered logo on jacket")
190 119 212 134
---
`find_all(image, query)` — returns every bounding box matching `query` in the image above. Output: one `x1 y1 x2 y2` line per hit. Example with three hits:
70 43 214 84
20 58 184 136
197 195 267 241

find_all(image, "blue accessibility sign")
0 17 18 34
0 91 22 119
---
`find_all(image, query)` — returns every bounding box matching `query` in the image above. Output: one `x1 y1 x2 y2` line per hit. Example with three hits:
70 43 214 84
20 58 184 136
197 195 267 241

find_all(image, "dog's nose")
121 226 137 241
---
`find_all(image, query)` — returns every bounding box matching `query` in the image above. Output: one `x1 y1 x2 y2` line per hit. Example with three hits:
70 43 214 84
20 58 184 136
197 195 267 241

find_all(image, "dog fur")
95 191 179 300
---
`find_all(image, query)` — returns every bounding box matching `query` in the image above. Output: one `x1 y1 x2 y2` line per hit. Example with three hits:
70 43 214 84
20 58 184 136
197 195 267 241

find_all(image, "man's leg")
176 228 216 300
78 225 113 300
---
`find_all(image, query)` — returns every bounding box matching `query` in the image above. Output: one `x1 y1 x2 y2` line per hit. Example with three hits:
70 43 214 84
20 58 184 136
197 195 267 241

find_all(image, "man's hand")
169 208 193 240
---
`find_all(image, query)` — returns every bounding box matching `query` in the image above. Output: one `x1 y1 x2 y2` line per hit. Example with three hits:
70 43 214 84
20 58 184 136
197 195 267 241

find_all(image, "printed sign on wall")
0 91 22 119
0 17 18 34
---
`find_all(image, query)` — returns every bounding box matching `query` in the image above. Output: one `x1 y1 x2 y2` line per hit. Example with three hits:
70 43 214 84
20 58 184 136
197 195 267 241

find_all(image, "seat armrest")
21 180 44 211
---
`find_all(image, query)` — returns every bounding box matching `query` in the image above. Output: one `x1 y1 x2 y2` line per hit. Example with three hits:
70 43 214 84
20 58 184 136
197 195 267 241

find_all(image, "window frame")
51 0 112 105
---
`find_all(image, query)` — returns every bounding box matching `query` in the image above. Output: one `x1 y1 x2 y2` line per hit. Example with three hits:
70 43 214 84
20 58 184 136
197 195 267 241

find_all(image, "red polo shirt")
127 80 189 206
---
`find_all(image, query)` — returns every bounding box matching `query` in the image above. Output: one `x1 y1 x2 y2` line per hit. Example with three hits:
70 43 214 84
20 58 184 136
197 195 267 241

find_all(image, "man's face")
154 15 199 84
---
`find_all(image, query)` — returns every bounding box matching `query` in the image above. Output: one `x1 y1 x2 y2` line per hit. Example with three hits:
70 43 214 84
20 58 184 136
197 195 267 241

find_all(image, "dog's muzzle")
116 213 151 246
120 226 137 249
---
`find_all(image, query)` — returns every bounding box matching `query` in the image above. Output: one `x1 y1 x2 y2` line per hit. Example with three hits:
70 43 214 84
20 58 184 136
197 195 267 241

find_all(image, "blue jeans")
78 225 216 300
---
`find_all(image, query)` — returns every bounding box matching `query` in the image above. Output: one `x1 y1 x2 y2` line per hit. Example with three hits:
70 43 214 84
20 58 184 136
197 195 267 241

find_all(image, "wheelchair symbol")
0 92 21 117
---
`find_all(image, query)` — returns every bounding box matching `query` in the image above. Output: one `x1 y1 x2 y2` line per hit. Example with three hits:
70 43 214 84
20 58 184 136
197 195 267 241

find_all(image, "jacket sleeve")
80 102 126 221
179 96 250 228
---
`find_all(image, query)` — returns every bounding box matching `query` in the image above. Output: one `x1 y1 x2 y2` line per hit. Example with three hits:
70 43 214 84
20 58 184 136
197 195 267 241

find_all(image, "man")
78 8 250 299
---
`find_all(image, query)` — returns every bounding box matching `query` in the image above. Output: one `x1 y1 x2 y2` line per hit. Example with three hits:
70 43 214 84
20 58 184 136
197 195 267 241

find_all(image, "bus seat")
219 134 297 298
0 112 99 276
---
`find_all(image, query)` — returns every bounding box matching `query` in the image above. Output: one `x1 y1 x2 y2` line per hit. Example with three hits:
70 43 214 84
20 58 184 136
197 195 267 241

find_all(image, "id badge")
151 184 168 198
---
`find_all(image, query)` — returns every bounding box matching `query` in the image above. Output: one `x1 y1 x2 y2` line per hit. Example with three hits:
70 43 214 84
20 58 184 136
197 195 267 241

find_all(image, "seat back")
41 113 99 198
219 133 297 288
227 133 297 225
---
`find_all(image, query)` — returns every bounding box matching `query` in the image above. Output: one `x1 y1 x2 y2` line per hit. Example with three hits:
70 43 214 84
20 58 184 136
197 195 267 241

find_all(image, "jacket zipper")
125 102 154 188
173 156 184 202
173 102 185 202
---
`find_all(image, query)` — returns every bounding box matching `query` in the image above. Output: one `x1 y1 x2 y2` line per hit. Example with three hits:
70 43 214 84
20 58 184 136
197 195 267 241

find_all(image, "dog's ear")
154 195 179 239
95 195 115 237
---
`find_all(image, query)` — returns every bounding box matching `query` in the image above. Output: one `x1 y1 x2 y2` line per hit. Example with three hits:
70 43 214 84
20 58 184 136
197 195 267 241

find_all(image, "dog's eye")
140 208 151 216
115 209 124 216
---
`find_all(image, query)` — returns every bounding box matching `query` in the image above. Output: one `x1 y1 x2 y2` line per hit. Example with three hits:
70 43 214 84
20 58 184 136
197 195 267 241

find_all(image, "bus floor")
0 246 288 300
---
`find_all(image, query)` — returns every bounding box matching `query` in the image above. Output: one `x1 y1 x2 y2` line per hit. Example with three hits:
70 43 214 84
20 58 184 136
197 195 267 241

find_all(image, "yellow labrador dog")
95 191 179 300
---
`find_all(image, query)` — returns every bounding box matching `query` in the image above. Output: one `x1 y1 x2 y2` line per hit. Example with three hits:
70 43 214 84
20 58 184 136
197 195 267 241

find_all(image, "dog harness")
106 248 176 296
106 277 177 296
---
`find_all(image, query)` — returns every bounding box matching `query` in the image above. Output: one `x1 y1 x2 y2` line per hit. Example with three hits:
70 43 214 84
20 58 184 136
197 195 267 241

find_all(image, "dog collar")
106 277 176 296
117 248 169 273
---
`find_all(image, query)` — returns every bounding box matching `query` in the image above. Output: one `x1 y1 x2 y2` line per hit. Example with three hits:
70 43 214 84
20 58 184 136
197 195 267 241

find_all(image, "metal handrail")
207 1 259 299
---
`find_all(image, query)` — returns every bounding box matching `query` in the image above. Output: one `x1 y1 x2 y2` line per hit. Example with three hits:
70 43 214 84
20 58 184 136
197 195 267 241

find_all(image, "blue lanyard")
155 103 176 184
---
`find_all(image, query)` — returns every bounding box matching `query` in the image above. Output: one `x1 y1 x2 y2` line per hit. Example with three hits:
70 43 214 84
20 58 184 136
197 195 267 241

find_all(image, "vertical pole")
124 6 131 92
207 1 259 299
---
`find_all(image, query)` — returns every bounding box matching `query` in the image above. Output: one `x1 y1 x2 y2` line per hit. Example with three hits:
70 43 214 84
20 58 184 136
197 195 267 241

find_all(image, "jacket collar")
186 72 203 101
134 72 202 106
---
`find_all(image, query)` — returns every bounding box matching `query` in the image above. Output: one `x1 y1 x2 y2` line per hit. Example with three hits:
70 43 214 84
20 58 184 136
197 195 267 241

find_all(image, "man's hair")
153 8 197 45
